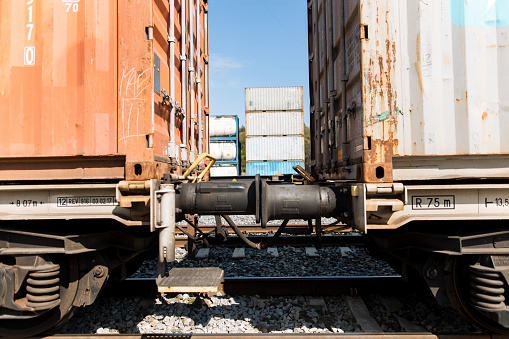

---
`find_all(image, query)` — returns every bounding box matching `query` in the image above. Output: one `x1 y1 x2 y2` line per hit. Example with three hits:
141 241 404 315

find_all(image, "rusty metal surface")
0 0 209 181
0 155 125 181
308 0 509 183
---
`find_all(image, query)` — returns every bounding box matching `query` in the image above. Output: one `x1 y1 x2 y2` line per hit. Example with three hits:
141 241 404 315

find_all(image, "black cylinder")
177 181 257 215
261 183 336 226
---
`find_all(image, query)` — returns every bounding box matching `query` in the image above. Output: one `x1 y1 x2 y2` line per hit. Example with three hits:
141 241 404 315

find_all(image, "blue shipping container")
246 161 304 176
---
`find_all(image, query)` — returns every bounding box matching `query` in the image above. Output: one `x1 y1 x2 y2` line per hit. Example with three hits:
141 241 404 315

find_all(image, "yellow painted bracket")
180 153 216 183
293 165 316 183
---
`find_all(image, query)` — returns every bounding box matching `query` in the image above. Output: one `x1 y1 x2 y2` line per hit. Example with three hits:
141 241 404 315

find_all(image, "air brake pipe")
221 216 289 250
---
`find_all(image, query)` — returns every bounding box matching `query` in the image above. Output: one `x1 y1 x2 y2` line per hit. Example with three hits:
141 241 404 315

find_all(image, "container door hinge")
161 88 173 107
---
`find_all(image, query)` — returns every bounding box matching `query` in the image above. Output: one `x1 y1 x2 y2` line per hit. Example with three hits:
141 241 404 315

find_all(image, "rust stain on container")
0 0 209 181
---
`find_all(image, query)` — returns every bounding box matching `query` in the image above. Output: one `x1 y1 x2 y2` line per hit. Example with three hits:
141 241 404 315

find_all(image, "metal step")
157 267 224 293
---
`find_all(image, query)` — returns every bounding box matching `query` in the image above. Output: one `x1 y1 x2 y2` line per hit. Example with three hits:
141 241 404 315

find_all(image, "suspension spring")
25 264 61 310
469 264 506 310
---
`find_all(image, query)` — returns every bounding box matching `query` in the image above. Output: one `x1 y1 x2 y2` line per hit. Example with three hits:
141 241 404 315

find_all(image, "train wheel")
446 255 509 335
0 255 79 338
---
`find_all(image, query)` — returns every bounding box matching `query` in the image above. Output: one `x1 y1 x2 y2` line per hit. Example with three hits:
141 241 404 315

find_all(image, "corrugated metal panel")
308 0 509 182
246 111 304 136
247 161 304 176
245 87 303 112
390 1 509 156
0 0 209 181
246 136 305 162
211 165 238 177
210 116 238 137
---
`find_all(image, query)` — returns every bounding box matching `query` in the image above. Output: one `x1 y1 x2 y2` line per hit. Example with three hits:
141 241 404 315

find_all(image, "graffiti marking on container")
119 67 151 145
56 196 116 207
366 109 403 127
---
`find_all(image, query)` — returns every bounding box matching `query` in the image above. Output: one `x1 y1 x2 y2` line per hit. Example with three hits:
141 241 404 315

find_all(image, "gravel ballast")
51 216 484 335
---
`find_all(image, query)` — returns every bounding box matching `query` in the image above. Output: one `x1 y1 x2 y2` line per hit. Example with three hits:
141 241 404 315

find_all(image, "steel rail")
103 275 407 298
175 233 364 248
39 332 501 338
176 223 353 234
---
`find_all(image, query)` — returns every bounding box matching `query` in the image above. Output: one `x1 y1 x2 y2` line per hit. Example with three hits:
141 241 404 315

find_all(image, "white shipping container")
210 165 238 177
246 111 304 136
245 87 303 112
246 136 305 162
210 142 237 161
210 116 238 137
308 0 509 182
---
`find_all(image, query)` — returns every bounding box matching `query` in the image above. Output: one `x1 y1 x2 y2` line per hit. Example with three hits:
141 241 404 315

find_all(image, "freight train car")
0 0 210 336
2 0 509 336
307 0 509 333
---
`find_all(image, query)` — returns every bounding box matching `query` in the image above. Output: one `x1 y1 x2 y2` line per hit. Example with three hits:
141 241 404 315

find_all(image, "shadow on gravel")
48 287 484 335
49 292 358 335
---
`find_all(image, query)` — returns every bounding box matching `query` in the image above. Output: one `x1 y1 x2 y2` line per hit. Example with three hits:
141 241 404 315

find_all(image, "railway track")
39 333 504 338
104 276 407 298
46 275 496 337
175 224 362 248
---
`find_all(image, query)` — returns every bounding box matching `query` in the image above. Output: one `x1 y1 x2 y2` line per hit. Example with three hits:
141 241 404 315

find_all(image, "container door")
0 0 118 157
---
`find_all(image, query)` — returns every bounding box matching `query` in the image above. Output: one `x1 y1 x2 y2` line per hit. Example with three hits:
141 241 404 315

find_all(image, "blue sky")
208 0 310 127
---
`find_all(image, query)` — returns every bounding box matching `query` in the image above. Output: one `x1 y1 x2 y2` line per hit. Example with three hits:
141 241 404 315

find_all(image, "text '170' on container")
0 0 210 181
308 0 509 183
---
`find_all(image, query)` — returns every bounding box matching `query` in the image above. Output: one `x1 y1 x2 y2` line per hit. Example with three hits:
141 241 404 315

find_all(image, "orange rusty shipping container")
0 0 210 181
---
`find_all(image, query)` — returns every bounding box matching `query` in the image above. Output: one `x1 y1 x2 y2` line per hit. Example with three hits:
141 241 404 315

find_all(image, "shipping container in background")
246 111 304 136
246 136 305 162
209 116 241 177
245 87 305 176
246 160 305 176
308 0 509 183
0 0 210 181
210 164 239 177
245 87 303 112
